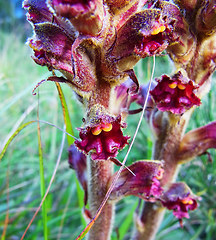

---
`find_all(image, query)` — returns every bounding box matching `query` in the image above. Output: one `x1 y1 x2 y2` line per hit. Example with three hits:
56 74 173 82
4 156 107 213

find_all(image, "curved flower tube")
177 121 216 163
109 160 163 202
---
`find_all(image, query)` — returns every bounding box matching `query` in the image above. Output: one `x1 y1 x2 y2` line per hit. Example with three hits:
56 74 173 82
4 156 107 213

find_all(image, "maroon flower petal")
48 0 104 35
177 121 216 163
150 71 201 114
159 1 197 65
109 160 163 202
114 0 146 30
110 5 179 72
160 182 198 219
29 23 75 74
75 115 129 160
111 9 166 70
23 0 53 23
68 144 88 205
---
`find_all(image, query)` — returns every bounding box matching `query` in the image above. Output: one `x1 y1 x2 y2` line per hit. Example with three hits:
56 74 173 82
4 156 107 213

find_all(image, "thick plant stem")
133 113 191 240
87 157 114 240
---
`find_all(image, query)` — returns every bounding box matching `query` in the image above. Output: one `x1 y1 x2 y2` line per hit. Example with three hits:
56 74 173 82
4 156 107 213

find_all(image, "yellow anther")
156 168 164 180
168 82 177 89
151 25 166 35
181 198 193 205
29 42 37 51
177 84 186 90
91 126 102 135
102 123 113 132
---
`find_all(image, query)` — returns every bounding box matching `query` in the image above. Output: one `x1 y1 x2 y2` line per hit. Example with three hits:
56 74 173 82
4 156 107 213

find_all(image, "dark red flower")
150 71 201 114
109 160 163 202
75 114 129 161
110 9 171 71
160 182 198 219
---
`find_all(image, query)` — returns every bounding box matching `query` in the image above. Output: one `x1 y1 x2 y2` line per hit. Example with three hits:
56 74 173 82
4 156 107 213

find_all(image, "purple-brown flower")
150 71 201 114
109 160 163 202
160 182 198 220
177 121 216 163
68 144 88 205
48 0 104 36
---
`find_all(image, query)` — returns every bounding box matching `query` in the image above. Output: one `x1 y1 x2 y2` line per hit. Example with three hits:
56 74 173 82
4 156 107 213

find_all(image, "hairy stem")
87 157 114 240
133 112 191 240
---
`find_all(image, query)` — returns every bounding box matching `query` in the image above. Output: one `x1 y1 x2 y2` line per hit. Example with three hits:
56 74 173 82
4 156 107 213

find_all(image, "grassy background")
0 1 216 239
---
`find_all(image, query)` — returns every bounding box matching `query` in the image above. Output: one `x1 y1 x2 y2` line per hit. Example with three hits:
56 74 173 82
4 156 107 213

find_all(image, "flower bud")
196 0 216 36
48 0 105 36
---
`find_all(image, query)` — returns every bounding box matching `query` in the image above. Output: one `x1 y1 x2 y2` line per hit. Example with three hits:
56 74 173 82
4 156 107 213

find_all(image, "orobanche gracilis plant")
23 0 216 239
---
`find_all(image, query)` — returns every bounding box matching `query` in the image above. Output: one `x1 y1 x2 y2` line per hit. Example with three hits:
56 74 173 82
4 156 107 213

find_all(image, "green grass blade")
55 83 87 229
37 114 48 240
75 177 86 227
0 121 35 162
1 164 10 240
55 82 74 146
118 201 138 240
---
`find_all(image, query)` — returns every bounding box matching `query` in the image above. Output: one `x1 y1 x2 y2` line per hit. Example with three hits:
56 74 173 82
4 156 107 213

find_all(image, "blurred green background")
0 1 216 239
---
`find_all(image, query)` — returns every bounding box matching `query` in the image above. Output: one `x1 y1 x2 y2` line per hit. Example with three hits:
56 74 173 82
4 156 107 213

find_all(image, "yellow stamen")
177 84 186 90
156 168 164 180
181 198 193 205
102 123 113 132
91 126 102 135
29 42 37 51
168 82 177 89
151 25 166 35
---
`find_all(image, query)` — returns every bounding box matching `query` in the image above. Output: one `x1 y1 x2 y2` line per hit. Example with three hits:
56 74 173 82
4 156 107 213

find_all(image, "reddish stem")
133 113 190 240
87 158 114 240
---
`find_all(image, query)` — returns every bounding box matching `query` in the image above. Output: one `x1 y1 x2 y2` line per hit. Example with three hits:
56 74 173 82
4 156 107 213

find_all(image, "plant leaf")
55 82 74 146
0 121 36 162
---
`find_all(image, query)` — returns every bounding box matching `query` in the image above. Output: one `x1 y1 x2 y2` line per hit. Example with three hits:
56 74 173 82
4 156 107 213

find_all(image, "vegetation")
0 1 216 240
